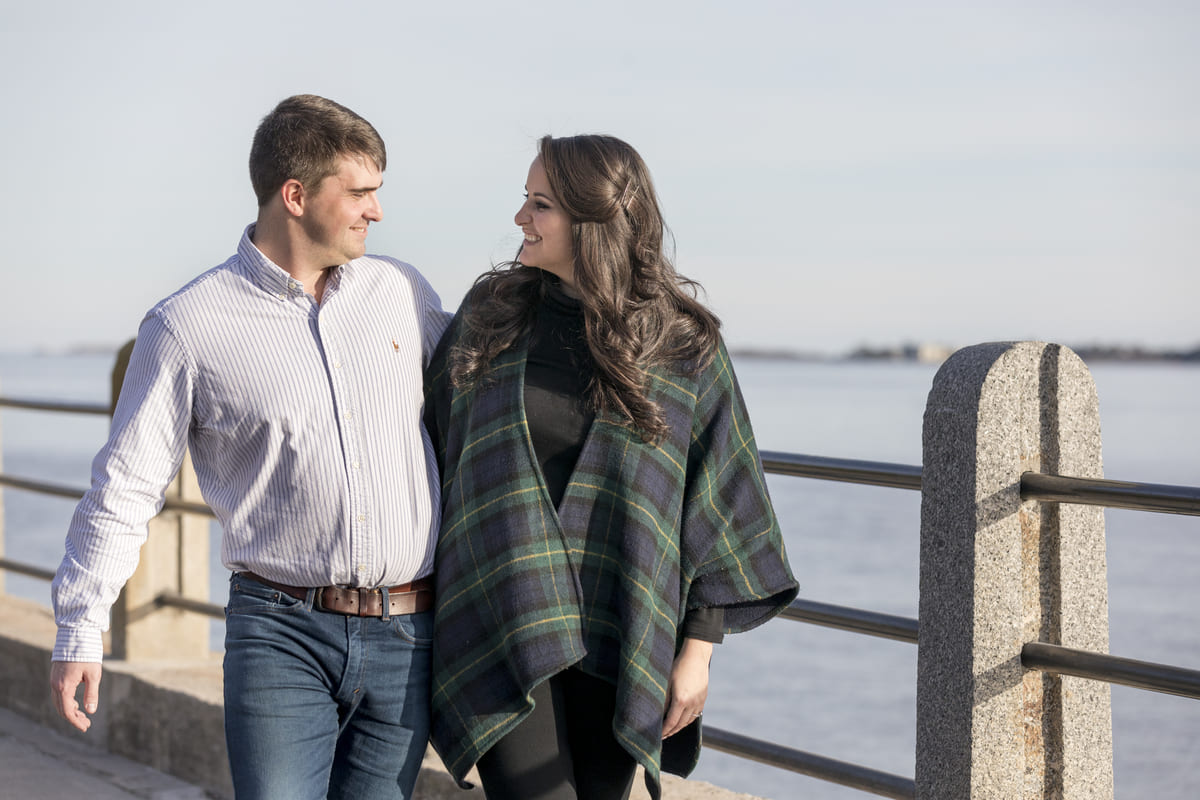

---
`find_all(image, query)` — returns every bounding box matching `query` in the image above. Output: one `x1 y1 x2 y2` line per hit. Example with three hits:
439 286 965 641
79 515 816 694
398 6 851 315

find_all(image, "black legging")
476 668 638 800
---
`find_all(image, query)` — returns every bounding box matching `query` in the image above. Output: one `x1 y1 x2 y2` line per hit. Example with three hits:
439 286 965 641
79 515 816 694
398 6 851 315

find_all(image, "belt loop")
380 586 390 621
305 587 318 611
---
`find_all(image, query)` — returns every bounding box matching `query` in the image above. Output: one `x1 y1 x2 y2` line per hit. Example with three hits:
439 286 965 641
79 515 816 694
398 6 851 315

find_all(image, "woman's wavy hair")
451 134 721 443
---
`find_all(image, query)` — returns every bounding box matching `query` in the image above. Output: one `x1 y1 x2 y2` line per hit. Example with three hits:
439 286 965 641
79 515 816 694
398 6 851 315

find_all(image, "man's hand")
662 638 712 739
50 661 102 732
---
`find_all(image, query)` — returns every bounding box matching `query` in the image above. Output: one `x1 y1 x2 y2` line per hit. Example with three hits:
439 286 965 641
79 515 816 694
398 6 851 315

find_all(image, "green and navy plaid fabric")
425 312 797 796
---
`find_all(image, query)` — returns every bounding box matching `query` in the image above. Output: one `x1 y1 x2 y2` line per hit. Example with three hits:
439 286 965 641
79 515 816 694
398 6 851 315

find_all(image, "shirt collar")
236 223 349 301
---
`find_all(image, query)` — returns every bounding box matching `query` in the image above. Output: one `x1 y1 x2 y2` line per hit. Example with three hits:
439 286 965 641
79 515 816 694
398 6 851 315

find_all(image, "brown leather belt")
238 572 434 616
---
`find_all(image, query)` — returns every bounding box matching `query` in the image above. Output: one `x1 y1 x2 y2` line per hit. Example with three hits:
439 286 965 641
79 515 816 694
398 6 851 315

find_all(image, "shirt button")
332 361 342 369
357 514 367 523
351 462 361 470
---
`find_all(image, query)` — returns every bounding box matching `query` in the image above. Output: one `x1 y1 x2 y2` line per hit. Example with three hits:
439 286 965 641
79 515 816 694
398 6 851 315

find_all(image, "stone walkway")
0 708 211 799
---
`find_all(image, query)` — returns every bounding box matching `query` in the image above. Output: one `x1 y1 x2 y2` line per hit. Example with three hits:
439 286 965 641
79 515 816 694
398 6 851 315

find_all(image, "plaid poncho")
425 313 798 797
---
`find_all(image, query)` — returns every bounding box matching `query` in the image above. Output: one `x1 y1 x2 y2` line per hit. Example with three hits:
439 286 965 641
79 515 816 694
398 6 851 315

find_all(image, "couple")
49 95 797 800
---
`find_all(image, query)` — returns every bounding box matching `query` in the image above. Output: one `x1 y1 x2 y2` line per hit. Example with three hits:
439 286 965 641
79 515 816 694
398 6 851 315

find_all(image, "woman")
426 134 797 800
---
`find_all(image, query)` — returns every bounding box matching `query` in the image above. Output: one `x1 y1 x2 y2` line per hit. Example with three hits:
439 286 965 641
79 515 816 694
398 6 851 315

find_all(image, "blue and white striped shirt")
52 225 449 662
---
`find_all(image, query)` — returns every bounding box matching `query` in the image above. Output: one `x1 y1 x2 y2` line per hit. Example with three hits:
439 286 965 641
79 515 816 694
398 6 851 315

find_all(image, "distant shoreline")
6 342 1199 366
732 343 1200 365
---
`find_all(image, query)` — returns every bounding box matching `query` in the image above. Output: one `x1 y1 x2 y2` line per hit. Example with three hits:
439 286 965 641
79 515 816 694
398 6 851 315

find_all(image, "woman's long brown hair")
450 134 720 443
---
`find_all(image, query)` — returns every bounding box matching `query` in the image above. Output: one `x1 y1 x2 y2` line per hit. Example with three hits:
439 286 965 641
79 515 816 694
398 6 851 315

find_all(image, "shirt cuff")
681 606 725 644
52 627 104 663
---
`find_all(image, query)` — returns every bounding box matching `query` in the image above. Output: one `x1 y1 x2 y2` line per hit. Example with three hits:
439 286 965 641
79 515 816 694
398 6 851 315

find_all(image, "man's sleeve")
51 312 195 663
419 276 452 365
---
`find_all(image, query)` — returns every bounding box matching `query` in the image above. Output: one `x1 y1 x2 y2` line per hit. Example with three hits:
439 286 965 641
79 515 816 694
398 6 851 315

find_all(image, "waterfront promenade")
5 341 1198 798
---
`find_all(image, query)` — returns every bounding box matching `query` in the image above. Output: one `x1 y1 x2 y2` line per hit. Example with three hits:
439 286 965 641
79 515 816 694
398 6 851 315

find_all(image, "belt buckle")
357 587 372 617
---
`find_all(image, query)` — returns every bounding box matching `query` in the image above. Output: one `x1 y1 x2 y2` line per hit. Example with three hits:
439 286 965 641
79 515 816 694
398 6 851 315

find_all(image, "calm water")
1 353 1197 798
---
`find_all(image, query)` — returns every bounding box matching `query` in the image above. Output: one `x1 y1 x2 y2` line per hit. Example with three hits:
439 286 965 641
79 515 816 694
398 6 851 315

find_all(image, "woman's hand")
662 637 712 738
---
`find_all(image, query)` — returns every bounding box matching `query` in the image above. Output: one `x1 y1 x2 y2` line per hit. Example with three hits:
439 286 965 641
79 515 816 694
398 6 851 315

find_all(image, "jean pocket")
225 575 307 617
389 610 434 646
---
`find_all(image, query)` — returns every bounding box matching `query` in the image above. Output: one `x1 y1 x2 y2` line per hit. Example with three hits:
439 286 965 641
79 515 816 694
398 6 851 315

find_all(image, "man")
49 94 447 799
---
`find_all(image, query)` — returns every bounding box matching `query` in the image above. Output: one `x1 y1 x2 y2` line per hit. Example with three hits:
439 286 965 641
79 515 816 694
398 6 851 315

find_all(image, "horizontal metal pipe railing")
2 418 1192 518
1022 642 1200 700
761 451 1200 517
0 396 110 415
157 591 224 619
0 474 89 501
1021 471 1200 516
780 598 919 644
0 472 216 594
160 497 217 517
0 557 56 582
0 473 215 518
760 451 923 490
703 726 915 799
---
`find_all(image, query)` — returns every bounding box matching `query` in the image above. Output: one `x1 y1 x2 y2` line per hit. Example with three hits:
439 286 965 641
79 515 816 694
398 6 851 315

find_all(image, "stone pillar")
916 342 1113 799
108 340 211 660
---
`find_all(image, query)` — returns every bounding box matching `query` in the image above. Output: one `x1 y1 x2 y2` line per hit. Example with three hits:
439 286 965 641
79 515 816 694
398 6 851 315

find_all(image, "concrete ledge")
1 596 764 799
1 597 230 796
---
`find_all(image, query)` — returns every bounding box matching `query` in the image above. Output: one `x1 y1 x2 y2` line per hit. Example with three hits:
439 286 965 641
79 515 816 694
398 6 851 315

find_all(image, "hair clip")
618 181 637 211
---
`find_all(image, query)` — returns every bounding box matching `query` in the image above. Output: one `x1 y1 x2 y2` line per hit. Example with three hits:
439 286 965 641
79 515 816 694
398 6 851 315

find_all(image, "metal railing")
1 397 110 582
698 453 925 797
1020 471 1200 516
0 395 223 619
3 398 1199 799
0 397 110 416
700 451 1200 798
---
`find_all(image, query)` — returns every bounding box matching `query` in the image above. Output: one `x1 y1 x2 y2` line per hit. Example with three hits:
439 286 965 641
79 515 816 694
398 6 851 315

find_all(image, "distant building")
917 343 955 363
846 342 955 363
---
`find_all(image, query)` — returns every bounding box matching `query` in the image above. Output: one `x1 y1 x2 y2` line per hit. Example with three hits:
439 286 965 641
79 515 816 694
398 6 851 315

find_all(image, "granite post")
916 342 1113 798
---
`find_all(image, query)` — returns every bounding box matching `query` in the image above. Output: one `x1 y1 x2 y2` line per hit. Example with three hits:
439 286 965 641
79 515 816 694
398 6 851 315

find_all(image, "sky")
1 1 1197 356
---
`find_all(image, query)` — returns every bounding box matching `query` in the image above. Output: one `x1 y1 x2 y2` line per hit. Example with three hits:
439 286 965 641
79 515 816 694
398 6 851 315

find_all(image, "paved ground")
0 708 212 799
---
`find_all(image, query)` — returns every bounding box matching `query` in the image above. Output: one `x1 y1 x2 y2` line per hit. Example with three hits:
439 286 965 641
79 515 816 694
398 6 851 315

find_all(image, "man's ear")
279 178 306 217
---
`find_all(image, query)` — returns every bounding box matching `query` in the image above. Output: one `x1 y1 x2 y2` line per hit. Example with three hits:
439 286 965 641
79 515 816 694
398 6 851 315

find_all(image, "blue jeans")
223 574 432 800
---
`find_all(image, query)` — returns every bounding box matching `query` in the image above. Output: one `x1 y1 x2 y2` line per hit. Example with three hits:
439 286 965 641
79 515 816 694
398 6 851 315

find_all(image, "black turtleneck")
524 278 595 508
522 275 723 643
